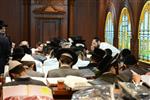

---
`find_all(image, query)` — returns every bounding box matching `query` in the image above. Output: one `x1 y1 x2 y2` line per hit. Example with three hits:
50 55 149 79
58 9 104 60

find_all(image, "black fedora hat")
71 36 85 46
92 48 106 60
124 54 137 65
56 48 78 65
12 47 25 60
0 20 8 29
120 48 131 57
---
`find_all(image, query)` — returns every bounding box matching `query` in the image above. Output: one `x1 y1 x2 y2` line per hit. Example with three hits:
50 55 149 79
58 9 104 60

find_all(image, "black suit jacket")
0 33 11 74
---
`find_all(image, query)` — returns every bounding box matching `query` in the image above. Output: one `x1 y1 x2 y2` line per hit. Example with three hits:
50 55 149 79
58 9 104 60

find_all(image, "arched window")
105 12 114 45
118 7 131 50
138 1 150 63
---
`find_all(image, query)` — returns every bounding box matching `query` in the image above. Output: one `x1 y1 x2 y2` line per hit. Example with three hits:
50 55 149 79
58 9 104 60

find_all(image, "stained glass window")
105 12 114 45
139 1 150 63
118 7 131 50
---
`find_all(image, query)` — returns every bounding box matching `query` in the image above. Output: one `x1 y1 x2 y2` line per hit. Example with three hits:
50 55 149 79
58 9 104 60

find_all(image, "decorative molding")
33 6 65 14
33 0 66 6
35 16 64 19
32 0 66 14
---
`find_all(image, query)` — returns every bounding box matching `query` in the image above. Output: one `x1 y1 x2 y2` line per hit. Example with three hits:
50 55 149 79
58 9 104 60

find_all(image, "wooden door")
35 18 61 43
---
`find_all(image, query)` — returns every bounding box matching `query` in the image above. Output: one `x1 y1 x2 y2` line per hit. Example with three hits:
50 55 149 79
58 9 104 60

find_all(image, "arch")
105 12 114 45
105 1 116 21
138 0 150 63
118 7 132 50
104 2 116 45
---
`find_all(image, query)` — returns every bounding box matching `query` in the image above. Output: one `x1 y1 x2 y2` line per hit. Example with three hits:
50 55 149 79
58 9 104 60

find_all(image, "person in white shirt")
91 37 120 57
99 42 120 57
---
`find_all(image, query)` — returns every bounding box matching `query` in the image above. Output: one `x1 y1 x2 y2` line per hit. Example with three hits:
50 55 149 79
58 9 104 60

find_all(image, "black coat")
0 33 11 74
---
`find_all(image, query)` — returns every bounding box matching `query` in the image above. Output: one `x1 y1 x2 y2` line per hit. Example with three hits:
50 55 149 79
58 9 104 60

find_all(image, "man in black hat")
12 46 25 61
0 20 8 34
0 20 11 74
87 48 106 70
117 54 149 82
83 48 106 77
47 48 83 77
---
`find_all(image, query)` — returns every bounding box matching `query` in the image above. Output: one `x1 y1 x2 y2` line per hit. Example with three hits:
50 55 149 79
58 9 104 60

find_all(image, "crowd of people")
0 20 150 99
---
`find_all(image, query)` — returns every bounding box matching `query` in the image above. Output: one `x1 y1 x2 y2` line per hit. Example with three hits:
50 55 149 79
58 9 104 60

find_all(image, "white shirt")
99 42 120 56
43 58 59 77
73 59 90 69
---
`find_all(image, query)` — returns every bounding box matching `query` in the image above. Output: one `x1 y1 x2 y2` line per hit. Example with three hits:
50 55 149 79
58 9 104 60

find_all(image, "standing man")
0 20 11 74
